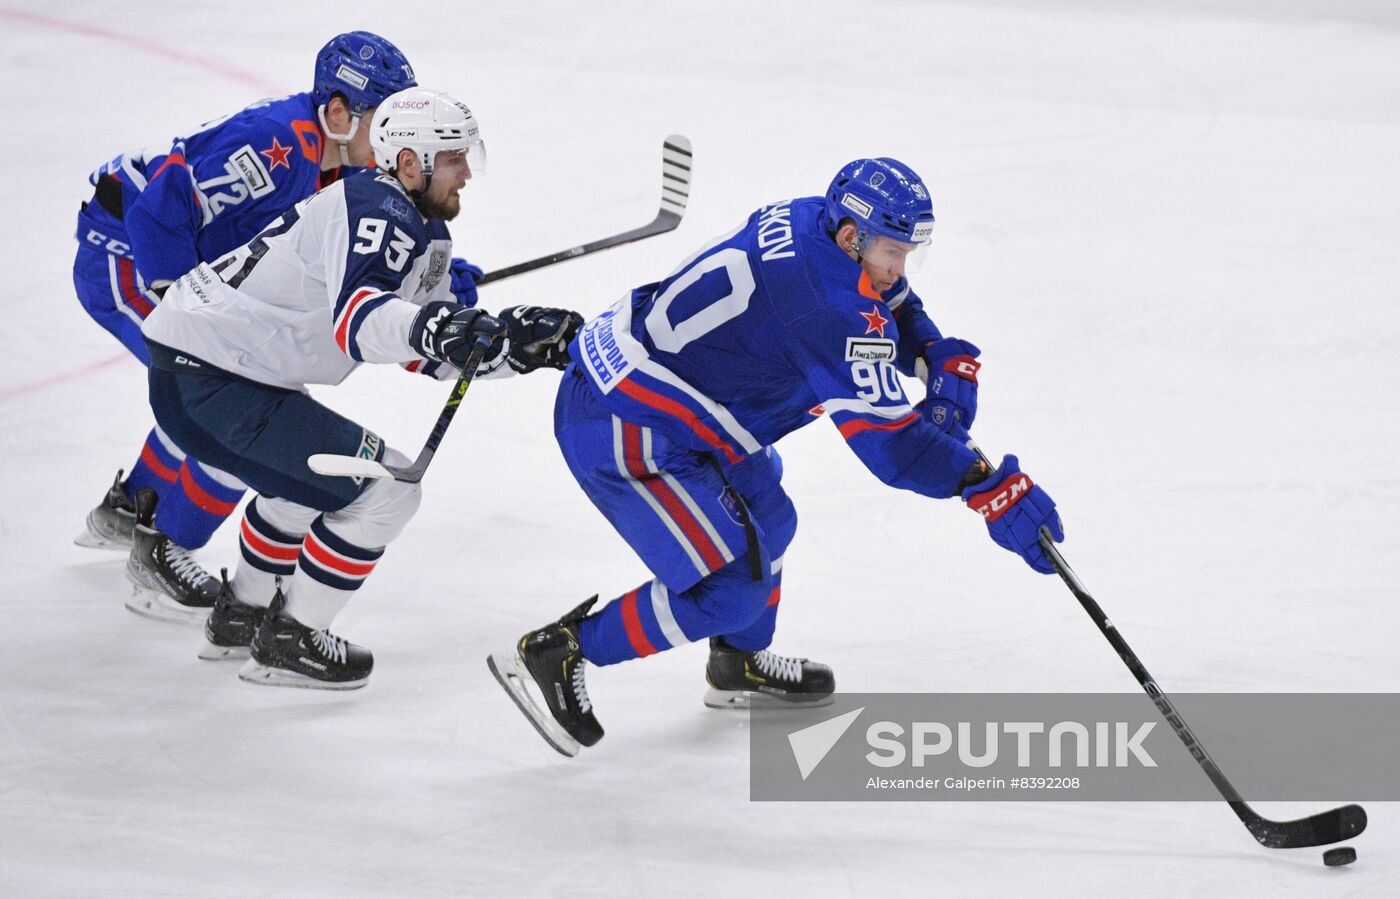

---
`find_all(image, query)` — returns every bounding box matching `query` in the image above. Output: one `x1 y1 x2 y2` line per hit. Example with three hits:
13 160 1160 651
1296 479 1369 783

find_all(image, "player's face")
860 235 920 293
419 150 471 220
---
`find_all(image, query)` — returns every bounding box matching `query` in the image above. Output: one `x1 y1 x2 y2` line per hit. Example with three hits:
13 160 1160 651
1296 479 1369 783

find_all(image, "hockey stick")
307 135 693 484
307 337 493 483
474 134 691 286
971 446 1366 848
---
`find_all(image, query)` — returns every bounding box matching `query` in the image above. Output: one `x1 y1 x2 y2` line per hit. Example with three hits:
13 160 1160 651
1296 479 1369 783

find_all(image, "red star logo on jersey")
260 137 293 172
859 304 890 336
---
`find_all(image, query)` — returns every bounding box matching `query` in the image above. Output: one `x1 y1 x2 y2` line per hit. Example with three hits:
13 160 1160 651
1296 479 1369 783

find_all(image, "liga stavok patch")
845 337 895 363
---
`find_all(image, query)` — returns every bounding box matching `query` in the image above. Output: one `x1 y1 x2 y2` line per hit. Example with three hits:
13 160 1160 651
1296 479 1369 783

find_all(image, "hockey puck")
1323 847 1357 867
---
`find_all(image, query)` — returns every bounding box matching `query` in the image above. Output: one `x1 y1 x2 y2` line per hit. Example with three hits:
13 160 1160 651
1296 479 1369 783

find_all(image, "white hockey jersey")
142 169 455 390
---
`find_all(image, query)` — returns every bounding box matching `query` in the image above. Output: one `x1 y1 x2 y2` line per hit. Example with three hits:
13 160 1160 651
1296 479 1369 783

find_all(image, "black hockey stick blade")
1035 529 1368 849
1238 802 1367 849
476 134 691 286
307 336 494 483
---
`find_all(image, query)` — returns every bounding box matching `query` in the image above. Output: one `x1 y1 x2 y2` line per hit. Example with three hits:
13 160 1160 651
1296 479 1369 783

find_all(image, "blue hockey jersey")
571 196 979 499
89 93 339 288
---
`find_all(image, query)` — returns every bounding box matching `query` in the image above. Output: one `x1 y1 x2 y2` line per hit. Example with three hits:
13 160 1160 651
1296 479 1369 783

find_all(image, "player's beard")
413 185 461 221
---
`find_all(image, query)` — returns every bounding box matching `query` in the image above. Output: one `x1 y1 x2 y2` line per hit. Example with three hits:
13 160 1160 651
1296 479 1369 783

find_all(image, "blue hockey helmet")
824 157 936 258
312 32 417 116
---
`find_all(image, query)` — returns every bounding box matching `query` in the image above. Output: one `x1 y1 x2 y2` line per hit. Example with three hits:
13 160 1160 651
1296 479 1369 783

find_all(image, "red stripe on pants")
621 423 727 573
619 588 657 657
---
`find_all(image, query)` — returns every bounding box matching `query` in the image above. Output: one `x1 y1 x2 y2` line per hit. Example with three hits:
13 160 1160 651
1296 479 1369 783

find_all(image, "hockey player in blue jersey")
489 158 1064 756
72 33 487 623
139 88 582 688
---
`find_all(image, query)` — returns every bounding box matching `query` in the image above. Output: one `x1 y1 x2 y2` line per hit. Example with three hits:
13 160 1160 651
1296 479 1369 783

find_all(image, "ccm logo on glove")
965 473 1033 523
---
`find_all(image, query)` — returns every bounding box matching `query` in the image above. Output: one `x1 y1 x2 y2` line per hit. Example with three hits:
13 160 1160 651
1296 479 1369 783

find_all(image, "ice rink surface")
2 0 1398 895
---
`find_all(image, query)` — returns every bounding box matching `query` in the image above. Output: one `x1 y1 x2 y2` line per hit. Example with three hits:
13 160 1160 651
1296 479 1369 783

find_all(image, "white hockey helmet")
370 87 486 176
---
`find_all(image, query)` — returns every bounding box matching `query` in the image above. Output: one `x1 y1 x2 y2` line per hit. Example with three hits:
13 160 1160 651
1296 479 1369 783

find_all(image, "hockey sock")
284 517 385 630
232 498 306 609
154 458 246 549
579 557 778 666
123 425 182 499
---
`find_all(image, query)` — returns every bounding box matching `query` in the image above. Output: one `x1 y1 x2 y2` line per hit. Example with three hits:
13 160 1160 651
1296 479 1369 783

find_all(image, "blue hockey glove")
499 306 585 373
410 301 506 369
920 337 980 431
961 454 1063 574
449 258 485 307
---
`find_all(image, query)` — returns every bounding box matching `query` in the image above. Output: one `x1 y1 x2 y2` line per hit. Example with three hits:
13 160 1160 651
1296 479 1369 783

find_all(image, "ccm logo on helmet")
968 474 1032 523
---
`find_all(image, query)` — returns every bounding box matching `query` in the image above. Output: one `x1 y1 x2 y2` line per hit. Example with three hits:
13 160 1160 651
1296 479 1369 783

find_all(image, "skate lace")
311 629 349 664
754 650 802 683
163 543 210 588
571 659 592 714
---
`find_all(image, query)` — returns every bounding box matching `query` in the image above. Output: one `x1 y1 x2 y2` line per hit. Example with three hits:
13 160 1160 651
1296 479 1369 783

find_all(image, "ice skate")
703 637 835 709
238 591 372 690
74 470 136 551
198 570 268 661
125 489 219 624
487 597 603 757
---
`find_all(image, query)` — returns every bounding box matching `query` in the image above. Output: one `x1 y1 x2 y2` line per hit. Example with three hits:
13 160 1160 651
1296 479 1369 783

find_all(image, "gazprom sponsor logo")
579 310 629 390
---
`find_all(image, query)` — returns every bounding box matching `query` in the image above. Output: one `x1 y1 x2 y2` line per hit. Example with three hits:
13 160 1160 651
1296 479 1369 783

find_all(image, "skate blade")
198 640 251 661
237 658 367 690
703 687 836 711
124 583 211 625
486 650 581 758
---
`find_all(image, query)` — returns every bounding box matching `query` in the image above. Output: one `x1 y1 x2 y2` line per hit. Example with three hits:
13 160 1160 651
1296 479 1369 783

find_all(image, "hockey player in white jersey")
140 88 582 688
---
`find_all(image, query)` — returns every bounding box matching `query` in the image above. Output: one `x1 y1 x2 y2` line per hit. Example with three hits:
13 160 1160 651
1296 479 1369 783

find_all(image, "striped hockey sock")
124 426 182 499
284 517 384 630
155 458 246 549
232 499 303 608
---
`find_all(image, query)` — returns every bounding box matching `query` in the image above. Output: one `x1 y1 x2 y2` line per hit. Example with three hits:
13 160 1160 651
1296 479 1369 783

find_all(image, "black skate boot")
704 637 835 709
74 469 137 551
487 597 603 757
198 569 268 661
125 489 219 624
238 589 373 690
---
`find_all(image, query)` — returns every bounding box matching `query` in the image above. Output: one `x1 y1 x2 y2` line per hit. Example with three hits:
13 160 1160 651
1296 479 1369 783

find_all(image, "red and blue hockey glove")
920 337 980 431
961 454 1063 574
449 257 484 307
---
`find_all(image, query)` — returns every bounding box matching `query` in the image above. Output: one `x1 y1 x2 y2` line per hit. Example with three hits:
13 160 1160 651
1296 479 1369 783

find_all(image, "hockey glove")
449 258 485 308
410 301 507 370
961 454 1063 575
918 337 981 431
499 306 586 374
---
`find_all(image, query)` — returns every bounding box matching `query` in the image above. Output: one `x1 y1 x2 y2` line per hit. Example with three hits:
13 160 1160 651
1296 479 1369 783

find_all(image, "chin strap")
317 105 362 167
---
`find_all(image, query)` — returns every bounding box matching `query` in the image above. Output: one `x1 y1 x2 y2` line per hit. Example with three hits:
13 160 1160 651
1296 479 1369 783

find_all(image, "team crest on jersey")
845 337 895 362
259 137 292 172
380 195 414 224
858 304 890 336
423 248 449 291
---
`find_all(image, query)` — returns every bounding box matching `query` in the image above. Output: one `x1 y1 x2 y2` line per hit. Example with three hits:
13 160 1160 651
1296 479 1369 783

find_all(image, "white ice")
2 1 1397 896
